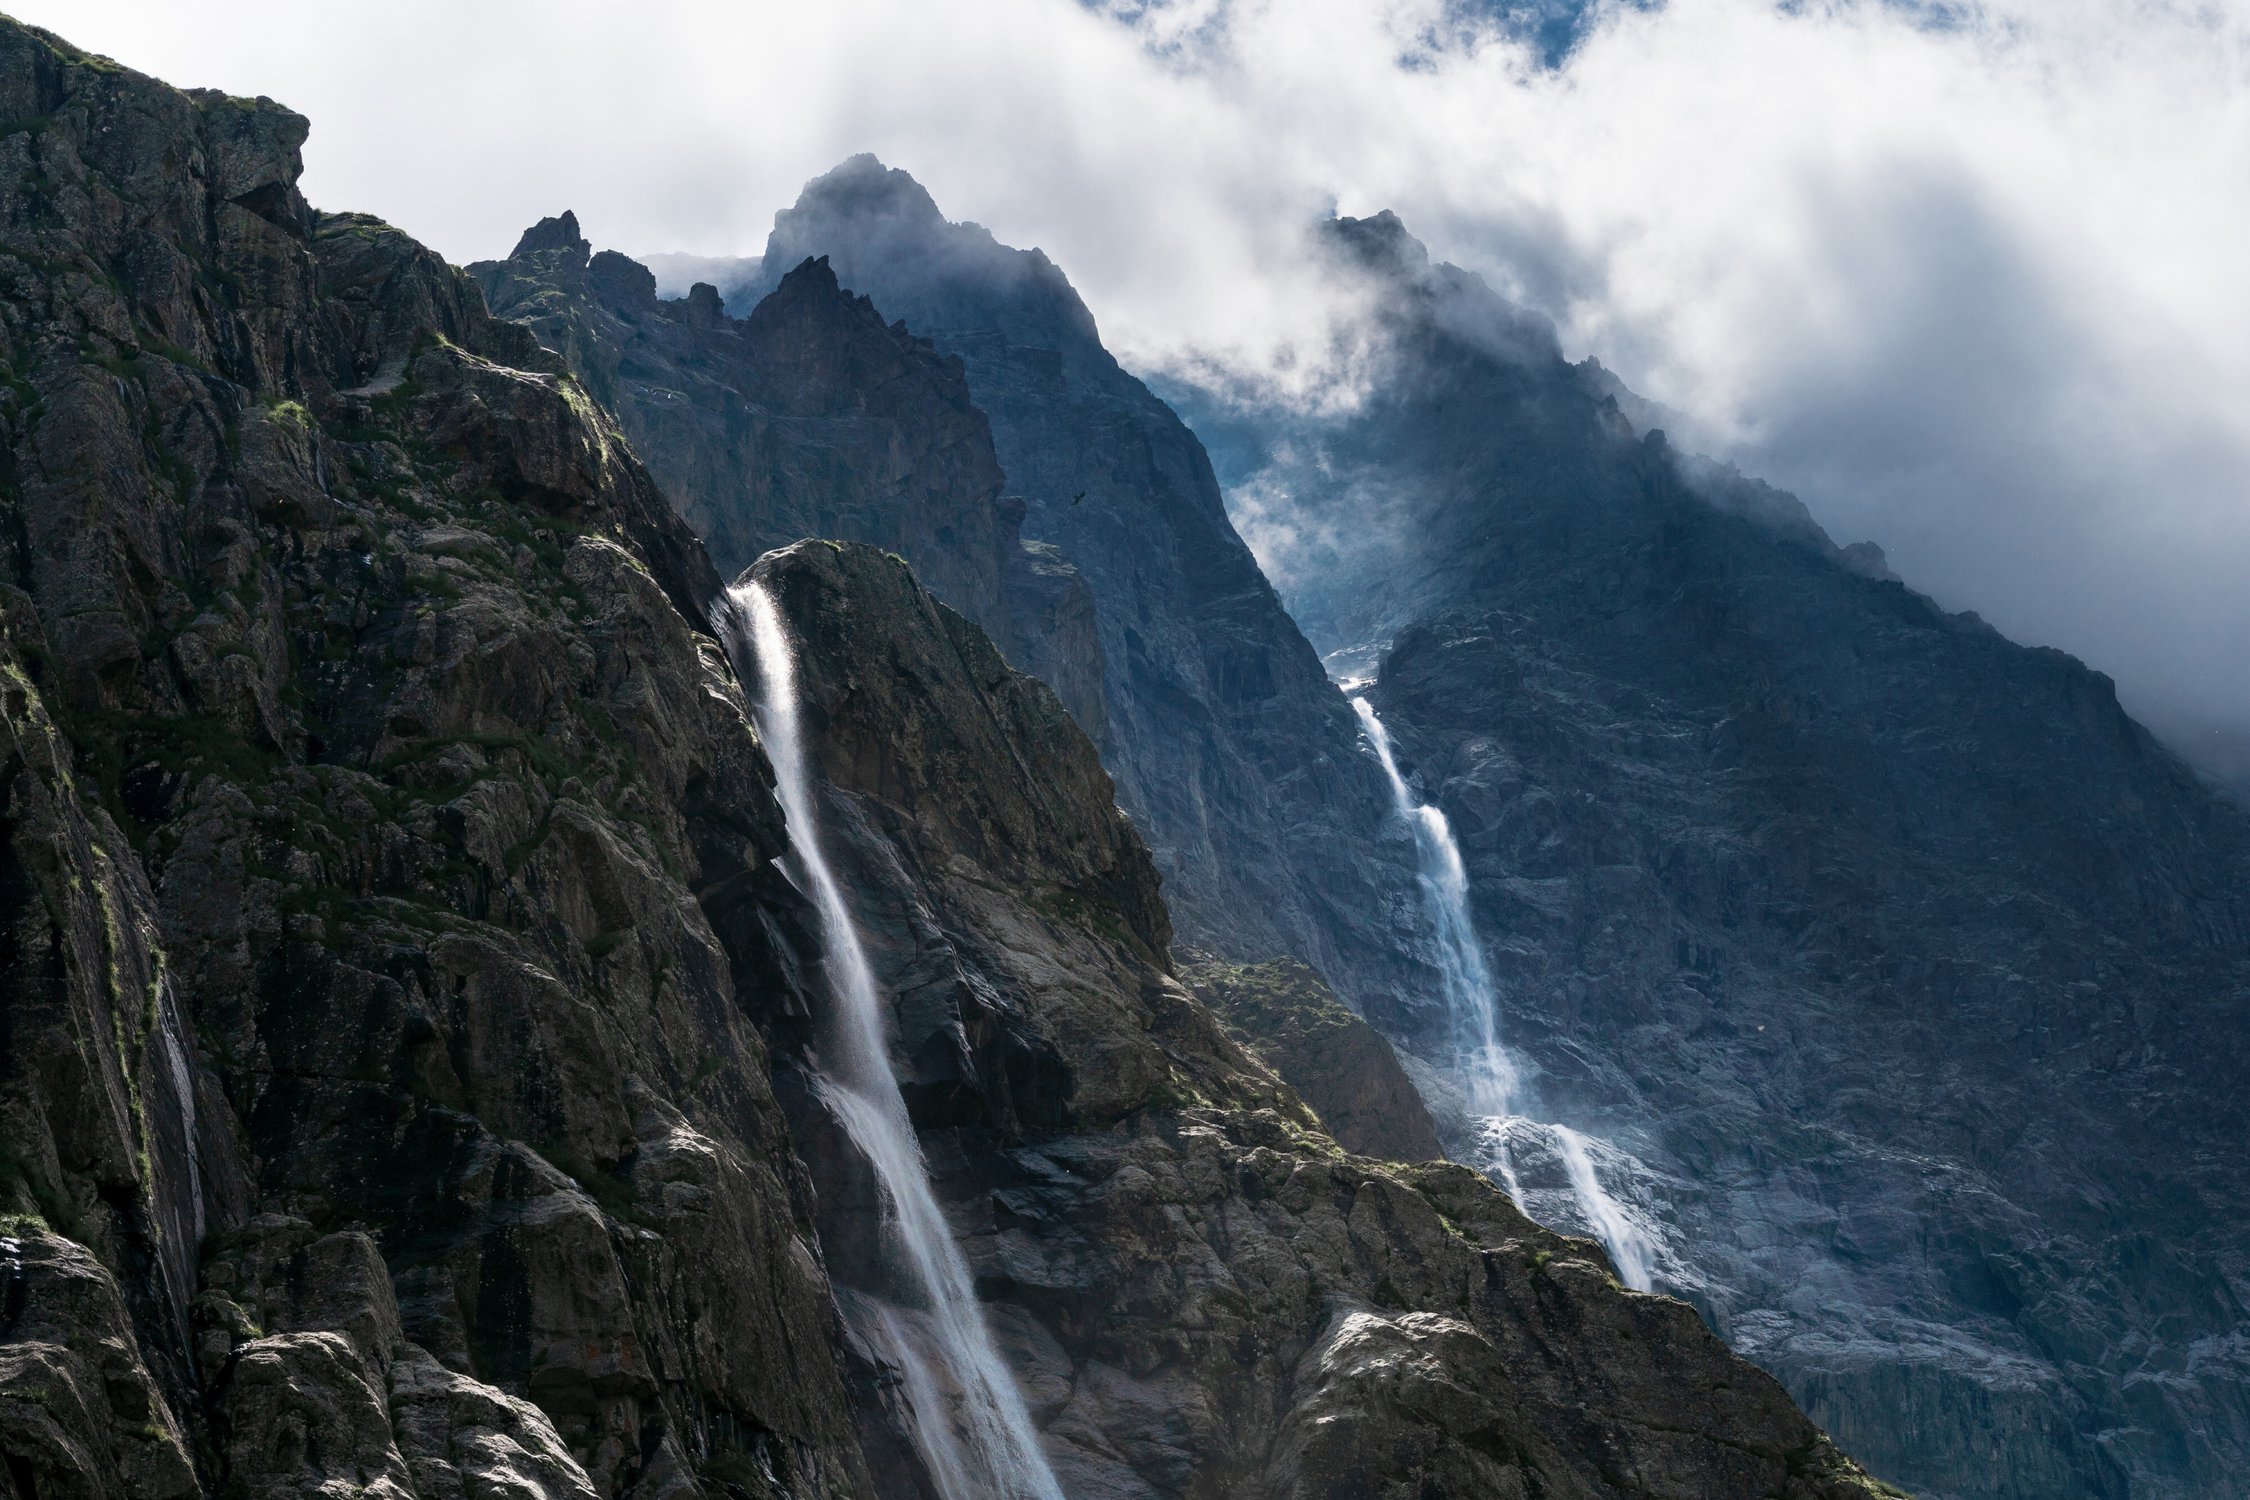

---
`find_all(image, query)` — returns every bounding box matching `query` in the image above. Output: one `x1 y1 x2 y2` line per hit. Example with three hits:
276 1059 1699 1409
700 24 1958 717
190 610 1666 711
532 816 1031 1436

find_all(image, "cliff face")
0 23 1902 1500
741 542 1899 1500
0 23 866 1495
473 222 1113 764
1204 211 2250 1499
694 158 1432 1025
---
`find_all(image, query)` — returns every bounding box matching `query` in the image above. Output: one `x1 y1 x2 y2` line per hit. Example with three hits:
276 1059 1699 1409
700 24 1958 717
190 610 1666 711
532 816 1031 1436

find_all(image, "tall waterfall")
1352 696 1663 1292
1352 699 1522 1119
725 581 1065 1500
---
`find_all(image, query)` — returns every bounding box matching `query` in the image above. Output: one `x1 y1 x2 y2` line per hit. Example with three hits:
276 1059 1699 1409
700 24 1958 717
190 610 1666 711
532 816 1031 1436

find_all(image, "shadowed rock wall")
742 541 1904 1500
699 159 1432 1022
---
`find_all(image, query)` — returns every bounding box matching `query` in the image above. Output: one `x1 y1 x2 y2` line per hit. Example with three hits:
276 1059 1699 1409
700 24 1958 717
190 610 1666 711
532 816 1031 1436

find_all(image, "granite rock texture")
0 22 867 1495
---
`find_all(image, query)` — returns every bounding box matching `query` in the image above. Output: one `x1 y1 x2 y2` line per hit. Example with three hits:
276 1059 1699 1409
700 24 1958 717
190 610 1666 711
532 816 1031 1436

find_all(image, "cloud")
23 0 2250 760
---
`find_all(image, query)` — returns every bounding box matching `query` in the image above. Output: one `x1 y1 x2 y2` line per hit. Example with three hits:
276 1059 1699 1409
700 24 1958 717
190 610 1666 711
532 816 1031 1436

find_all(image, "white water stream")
1352 696 1664 1291
725 581 1065 1500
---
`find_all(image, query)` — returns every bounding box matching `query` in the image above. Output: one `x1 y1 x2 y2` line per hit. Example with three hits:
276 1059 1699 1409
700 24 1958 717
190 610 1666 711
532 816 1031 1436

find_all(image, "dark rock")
473 234 1033 663
722 156 1432 1023
510 210 588 262
1180 953 1444 1163
0 20 864 1495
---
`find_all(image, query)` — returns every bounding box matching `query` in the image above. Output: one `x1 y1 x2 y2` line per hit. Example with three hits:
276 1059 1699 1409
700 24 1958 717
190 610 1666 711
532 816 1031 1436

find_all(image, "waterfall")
1352 696 1663 1292
150 973 205 1335
1553 1126 1656 1291
1352 699 1522 1118
723 581 1065 1500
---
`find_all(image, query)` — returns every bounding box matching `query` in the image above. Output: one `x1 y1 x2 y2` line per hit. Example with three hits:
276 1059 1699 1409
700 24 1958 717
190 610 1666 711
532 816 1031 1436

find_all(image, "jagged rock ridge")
473 230 1002 636
472 222 1112 767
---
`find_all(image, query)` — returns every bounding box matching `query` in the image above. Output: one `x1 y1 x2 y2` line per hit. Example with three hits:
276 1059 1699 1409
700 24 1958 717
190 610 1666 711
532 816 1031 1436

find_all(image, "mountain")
473 224 1024 656
657 157 1437 1031
0 19 1899 1500
1190 208 2250 1499
470 219 1112 757
525 159 2250 1497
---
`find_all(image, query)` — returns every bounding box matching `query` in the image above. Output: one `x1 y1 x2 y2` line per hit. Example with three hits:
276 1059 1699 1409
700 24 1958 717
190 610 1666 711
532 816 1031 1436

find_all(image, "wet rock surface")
1212 210 2250 1499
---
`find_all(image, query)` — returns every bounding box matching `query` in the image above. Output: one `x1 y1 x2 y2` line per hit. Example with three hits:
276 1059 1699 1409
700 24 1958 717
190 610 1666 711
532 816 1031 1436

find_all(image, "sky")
17 0 2250 774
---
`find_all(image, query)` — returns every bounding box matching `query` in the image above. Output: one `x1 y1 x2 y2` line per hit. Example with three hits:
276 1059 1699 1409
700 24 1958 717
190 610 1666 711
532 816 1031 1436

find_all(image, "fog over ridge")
28 0 2250 781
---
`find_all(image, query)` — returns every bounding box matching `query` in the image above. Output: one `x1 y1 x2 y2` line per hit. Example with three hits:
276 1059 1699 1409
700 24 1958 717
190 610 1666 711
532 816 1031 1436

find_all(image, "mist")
23 0 2250 773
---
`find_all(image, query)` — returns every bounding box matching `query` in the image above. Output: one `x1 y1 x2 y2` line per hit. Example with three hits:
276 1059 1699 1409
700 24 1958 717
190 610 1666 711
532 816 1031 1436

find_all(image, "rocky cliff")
470 227 1022 653
0 21 1901 1500
0 20 870 1495
676 158 1431 1024
1199 209 2250 1499
741 540 1900 1500
1178 953 1443 1164
473 218 1114 775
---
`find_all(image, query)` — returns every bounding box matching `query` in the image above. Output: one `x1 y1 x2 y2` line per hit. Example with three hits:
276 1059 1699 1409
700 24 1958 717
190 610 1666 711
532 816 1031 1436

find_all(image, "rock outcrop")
1204 208 2250 1500
1179 954 1444 1164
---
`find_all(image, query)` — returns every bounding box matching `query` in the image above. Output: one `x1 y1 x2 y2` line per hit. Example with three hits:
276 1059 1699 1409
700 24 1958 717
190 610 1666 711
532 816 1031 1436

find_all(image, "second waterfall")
722 581 1065 1500
1352 695 1666 1293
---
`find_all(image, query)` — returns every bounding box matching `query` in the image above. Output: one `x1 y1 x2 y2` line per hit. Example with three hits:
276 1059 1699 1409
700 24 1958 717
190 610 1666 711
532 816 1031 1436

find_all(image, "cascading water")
1351 696 1664 1292
1554 1126 1656 1290
723 581 1065 1500
1352 699 1522 1120
150 973 205 1338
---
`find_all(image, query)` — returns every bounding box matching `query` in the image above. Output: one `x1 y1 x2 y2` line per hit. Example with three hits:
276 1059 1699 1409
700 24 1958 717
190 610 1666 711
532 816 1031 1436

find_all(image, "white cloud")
22 0 2250 757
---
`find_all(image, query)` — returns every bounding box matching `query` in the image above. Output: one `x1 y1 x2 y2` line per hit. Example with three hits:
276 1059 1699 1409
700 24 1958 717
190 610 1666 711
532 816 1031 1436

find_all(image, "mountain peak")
1315 206 1563 369
510 209 589 263
766 154 948 267
1323 209 1433 279
761 155 1104 357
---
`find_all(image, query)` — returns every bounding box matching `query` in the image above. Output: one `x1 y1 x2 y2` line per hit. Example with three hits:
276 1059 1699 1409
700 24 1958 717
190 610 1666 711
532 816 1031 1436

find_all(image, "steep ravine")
0 21 1903 1500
